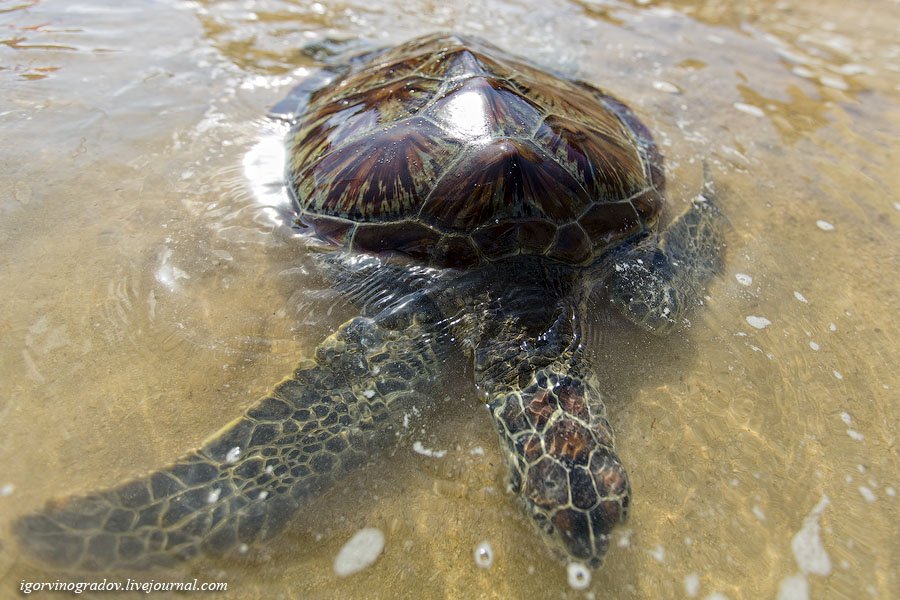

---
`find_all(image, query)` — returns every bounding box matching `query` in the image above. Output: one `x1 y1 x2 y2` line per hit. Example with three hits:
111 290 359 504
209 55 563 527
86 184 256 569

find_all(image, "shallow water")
1 0 898 598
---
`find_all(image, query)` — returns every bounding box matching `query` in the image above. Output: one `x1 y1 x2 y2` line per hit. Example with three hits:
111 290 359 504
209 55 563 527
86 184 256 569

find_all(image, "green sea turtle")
14 33 723 572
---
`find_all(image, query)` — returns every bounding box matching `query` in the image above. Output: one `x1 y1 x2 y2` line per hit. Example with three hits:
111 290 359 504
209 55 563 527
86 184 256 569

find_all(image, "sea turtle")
14 33 723 572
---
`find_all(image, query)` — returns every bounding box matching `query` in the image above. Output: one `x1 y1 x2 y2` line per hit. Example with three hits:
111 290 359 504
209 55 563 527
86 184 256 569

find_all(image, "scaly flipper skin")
606 181 725 333
14 314 441 571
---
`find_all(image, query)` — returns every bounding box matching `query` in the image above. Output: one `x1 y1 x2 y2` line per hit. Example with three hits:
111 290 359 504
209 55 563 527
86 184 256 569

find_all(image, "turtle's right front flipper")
14 313 443 572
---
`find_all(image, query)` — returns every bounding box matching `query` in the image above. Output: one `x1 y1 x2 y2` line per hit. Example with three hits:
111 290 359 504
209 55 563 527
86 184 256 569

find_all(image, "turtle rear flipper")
15 313 443 572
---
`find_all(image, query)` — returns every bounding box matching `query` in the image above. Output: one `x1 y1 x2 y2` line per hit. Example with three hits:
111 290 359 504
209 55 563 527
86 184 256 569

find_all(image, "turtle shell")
287 33 664 268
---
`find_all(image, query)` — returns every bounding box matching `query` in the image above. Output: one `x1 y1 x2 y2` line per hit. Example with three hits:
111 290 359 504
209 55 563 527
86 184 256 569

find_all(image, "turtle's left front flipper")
14 311 443 572
606 177 726 333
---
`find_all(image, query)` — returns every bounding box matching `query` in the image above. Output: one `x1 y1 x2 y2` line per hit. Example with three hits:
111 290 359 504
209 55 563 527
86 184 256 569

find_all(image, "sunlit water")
1 0 898 598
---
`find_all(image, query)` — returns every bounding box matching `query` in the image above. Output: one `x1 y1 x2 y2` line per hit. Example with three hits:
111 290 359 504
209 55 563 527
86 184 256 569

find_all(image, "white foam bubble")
746 316 771 329
653 80 680 94
791 495 831 576
777 573 809 600
858 486 876 502
0 483 14 497
684 573 700 597
225 446 241 464
567 562 592 590
734 102 765 117
819 75 848 90
412 441 447 458
474 541 494 568
333 528 385 577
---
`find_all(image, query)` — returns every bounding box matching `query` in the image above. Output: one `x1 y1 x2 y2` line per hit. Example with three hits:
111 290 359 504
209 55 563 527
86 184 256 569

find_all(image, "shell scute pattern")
287 34 664 267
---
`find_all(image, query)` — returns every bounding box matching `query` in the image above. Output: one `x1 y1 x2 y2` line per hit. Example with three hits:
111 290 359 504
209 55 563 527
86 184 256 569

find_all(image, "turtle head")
488 370 631 568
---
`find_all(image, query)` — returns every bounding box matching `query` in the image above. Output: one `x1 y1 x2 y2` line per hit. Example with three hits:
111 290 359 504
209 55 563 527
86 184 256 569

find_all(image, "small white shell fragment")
734 102 765 117
794 291 808 303
334 528 385 577
746 316 771 329
816 220 835 231
735 273 753 286
474 541 494 568
809 341 820 351
653 80 680 94
0 483 14 497
847 429 863 441
206 488 221 504
225 446 241 464
833 370 843 380
567 562 592 590
362 389 376 399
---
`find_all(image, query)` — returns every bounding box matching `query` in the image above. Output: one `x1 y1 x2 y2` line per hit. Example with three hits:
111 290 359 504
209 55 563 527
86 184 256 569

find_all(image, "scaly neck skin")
473 295 581 395
434 256 584 387
465 260 631 568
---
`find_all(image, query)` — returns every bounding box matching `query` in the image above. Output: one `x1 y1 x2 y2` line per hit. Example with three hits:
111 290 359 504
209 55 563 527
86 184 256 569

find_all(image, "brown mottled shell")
287 33 664 268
